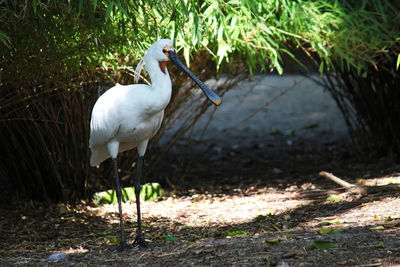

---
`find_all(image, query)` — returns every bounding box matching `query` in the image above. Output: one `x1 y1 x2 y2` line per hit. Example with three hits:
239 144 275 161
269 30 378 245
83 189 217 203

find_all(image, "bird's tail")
89 145 110 167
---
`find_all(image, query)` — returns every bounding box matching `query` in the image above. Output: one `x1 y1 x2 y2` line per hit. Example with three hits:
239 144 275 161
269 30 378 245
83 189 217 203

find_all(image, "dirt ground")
1 75 400 266
1 144 400 266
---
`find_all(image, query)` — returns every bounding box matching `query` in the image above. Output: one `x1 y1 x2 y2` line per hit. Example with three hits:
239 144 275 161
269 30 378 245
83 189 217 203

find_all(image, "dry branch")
319 171 400 199
319 171 355 188
319 171 367 198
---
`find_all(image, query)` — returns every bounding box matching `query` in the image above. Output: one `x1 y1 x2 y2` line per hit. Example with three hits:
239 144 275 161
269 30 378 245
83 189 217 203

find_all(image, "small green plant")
165 231 176 242
317 220 343 226
375 242 384 249
369 226 385 231
317 228 344 235
225 229 248 237
93 183 163 205
326 195 342 202
264 238 281 247
310 240 335 249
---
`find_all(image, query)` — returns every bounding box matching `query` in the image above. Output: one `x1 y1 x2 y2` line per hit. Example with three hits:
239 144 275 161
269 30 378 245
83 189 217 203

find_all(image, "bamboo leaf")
115 0 130 18
310 240 335 249
105 2 114 19
179 0 188 15
319 61 324 74
78 0 83 16
32 0 37 15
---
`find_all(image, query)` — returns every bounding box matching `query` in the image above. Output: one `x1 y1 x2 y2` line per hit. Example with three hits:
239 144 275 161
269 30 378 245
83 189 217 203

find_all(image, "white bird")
89 39 221 251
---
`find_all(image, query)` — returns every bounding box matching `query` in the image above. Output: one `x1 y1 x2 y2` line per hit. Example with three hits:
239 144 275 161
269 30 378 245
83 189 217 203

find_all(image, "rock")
48 253 67 261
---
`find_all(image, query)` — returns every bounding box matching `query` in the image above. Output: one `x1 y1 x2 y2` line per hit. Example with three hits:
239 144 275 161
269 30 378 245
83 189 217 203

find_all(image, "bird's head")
147 39 175 68
136 39 221 106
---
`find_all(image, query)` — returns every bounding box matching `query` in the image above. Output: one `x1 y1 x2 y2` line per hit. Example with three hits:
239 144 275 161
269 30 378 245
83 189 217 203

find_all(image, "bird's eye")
162 49 167 53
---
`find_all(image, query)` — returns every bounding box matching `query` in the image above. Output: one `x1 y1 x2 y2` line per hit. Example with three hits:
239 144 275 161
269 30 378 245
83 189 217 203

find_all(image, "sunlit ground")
93 189 308 227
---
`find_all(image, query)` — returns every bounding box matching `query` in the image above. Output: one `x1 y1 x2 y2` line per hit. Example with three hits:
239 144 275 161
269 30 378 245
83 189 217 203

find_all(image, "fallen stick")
319 171 355 188
319 171 368 198
300 171 400 201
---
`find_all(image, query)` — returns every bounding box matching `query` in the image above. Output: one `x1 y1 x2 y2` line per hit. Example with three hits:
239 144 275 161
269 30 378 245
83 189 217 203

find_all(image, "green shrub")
0 0 398 201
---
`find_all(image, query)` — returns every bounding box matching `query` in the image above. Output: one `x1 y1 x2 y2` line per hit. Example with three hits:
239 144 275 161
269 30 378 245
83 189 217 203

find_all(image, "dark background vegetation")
0 0 399 202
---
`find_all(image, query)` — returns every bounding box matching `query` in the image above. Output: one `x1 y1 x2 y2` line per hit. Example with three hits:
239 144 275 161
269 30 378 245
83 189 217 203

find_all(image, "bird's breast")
117 111 164 143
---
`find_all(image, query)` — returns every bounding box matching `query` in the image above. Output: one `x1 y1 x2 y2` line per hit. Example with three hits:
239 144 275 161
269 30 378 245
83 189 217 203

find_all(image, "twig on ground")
318 171 400 199
319 171 367 198
319 171 355 188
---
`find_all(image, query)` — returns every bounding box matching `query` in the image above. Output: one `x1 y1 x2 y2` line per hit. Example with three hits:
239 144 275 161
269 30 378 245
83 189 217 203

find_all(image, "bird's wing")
89 83 150 147
89 85 124 147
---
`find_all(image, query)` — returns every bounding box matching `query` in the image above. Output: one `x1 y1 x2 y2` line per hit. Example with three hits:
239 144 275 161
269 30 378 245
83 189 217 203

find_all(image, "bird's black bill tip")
168 51 222 106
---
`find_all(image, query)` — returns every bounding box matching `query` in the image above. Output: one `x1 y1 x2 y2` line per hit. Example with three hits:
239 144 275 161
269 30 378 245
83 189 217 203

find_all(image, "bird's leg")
113 158 132 252
133 156 149 248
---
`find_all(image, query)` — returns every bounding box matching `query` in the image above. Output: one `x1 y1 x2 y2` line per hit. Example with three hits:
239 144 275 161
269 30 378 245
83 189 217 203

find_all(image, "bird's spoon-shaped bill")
168 51 222 106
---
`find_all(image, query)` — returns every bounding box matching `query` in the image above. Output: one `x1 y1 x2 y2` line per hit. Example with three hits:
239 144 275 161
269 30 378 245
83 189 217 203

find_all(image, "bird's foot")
133 236 149 248
115 241 133 252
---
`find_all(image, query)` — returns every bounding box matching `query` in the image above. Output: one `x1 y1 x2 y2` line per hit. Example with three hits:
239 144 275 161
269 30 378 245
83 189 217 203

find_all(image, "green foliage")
369 226 385 231
310 240 336 249
326 194 342 201
93 183 162 205
93 187 135 205
165 231 176 242
317 220 343 226
264 238 281 247
0 0 398 201
140 182 163 201
317 228 344 235
225 229 248 237
2 0 398 78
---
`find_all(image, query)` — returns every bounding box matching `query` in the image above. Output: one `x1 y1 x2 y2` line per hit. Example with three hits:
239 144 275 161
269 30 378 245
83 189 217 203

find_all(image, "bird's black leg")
113 158 132 252
133 156 149 248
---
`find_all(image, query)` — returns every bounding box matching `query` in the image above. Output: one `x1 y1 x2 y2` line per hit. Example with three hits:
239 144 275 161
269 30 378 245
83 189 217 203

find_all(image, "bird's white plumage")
88 39 222 250
89 39 174 166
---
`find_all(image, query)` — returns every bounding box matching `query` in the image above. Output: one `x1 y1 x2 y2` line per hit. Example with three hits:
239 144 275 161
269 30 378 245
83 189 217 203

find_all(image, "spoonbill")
89 39 221 251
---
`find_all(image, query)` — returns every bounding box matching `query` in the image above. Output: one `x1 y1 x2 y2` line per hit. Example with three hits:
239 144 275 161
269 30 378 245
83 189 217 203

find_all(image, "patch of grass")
326 195 343 202
225 229 248 237
310 240 335 250
165 231 176 242
317 228 344 235
375 242 384 249
264 238 281 247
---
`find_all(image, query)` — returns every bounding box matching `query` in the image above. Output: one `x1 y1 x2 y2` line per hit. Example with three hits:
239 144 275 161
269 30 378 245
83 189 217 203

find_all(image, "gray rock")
48 252 68 261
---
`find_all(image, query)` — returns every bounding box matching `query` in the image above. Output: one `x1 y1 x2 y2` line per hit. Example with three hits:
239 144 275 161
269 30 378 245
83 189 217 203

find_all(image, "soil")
1 75 400 266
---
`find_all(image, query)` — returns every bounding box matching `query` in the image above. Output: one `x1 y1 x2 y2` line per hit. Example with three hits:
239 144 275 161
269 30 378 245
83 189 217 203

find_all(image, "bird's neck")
147 60 171 88
144 59 172 113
